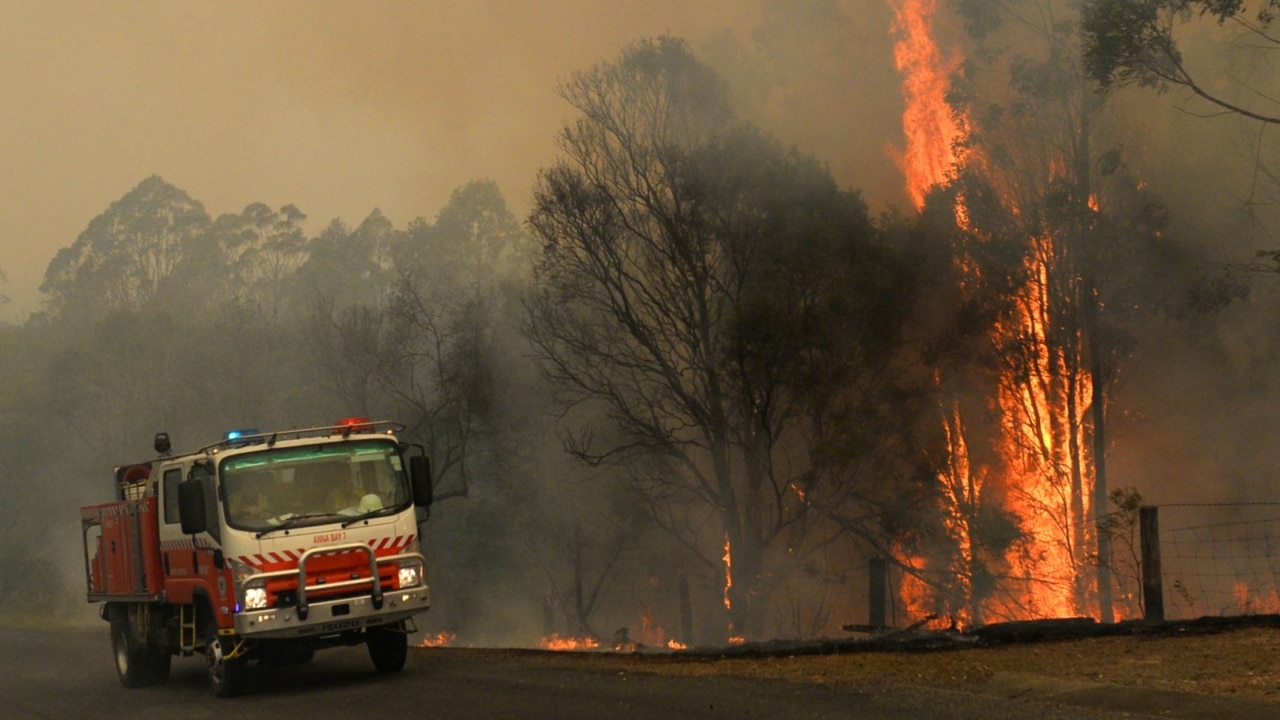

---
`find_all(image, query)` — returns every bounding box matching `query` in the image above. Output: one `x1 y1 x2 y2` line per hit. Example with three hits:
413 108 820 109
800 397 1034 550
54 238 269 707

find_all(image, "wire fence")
847 503 1280 631
1157 503 1280 621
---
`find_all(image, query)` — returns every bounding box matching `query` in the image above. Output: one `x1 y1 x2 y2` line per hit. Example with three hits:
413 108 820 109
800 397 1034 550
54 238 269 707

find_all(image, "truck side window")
163 468 183 524
191 463 220 544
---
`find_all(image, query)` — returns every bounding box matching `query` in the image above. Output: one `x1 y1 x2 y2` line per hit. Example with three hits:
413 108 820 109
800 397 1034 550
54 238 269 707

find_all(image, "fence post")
1140 505 1164 622
869 557 887 629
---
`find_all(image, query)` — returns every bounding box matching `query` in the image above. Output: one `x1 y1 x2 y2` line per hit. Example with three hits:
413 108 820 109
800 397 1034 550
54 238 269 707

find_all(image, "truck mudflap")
233 542 430 640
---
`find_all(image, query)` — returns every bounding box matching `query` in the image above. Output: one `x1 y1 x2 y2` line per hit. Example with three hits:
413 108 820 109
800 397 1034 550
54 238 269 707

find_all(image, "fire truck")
78 418 433 697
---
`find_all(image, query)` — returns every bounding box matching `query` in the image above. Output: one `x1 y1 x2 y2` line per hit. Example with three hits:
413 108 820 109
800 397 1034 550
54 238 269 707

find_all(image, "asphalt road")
0 624 1179 719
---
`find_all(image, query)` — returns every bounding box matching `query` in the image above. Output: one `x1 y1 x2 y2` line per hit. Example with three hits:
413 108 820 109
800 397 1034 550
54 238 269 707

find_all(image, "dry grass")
475 625 1280 703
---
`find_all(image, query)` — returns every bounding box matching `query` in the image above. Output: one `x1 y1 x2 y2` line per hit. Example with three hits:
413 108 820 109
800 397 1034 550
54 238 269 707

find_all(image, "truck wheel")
111 616 149 688
110 613 169 687
205 626 246 697
366 625 408 672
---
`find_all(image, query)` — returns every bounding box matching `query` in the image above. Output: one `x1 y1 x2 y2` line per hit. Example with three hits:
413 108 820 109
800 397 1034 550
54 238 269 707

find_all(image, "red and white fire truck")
79 418 433 696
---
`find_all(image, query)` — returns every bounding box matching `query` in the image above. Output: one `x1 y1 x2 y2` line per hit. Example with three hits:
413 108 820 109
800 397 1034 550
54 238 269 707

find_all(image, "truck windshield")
220 440 412 532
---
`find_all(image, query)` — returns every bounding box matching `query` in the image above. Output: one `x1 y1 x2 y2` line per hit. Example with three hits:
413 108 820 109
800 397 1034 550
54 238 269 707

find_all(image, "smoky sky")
3 1 1262 327
0 0 912 323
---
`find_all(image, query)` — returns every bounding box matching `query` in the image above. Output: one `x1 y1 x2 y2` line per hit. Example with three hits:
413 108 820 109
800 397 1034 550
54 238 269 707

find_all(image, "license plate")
320 619 363 633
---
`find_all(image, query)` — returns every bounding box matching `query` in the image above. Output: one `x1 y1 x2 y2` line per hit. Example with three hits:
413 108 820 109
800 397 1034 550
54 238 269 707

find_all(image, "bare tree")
525 37 912 638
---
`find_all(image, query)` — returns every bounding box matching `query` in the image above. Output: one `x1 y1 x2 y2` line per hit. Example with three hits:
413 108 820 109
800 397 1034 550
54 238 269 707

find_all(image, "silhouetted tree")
40 176 210 321
1082 0 1280 124
294 210 400 309
197 202 308 320
525 36 914 638
396 180 530 291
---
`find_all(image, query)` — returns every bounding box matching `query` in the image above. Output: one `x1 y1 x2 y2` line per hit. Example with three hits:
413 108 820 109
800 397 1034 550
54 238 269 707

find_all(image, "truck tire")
110 612 170 687
366 624 408 672
205 625 246 697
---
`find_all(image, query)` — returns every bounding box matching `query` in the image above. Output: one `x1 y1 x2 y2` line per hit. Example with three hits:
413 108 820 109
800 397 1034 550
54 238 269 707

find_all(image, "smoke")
6 0 1280 639
0 1 921 324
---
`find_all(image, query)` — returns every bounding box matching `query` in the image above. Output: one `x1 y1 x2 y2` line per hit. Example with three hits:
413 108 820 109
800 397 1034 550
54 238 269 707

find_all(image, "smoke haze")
0 0 908 323
7 0 1280 642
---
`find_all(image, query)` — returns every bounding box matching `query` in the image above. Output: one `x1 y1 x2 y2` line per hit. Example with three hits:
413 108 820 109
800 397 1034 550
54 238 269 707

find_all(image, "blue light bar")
225 428 261 441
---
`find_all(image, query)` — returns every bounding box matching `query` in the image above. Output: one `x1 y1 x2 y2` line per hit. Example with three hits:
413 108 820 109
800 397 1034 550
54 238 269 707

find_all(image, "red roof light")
335 416 375 434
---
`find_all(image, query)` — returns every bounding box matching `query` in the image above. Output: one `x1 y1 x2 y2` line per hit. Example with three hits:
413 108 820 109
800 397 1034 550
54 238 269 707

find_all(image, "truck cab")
80 419 433 696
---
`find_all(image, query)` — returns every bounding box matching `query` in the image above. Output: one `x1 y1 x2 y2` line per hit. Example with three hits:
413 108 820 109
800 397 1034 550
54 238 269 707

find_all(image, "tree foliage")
199 202 308 319
1082 0 1280 123
40 176 210 320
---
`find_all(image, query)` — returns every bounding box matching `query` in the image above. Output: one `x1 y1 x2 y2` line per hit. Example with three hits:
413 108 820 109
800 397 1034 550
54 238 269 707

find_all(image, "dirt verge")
485 616 1280 716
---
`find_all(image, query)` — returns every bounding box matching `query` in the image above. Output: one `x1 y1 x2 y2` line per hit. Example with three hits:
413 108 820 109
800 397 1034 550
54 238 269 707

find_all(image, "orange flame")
893 0 1100 626
540 634 600 651
997 239 1095 620
418 631 456 648
891 0 964 209
722 533 733 610
1233 582 1280 615
637 608 680 649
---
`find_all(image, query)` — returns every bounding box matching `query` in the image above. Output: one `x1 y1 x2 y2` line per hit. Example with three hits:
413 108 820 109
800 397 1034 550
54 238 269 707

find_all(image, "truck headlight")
231 558 270 610
397 538 425 588
243 584 269 610
398 561 423 589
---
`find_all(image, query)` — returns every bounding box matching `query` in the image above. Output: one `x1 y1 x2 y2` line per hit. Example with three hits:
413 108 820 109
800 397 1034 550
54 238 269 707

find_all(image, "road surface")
0 624 1180 719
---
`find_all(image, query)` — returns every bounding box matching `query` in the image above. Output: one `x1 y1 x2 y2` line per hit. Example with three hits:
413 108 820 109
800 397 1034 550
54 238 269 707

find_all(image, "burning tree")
889 0 1241 625
524 37 915 639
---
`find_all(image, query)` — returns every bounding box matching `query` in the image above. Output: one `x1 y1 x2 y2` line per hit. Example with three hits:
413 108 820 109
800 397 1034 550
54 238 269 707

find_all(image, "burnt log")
967 617 1098 644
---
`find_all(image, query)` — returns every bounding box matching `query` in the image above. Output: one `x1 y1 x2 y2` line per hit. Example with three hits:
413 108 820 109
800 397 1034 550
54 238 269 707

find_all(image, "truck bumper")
233 584 430 640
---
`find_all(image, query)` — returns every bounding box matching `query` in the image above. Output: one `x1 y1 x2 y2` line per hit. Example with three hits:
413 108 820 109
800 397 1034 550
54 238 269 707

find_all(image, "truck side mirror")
410 455 433 508
178 478 208 535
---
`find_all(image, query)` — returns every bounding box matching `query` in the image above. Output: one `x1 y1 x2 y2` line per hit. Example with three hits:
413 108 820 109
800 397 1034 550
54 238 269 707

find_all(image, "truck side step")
179 604 197 652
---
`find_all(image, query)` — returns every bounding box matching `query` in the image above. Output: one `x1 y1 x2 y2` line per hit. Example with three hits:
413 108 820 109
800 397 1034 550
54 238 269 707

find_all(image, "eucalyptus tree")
201 202 308 320
294 209 401 312
909 0 1248 624
40 175 210 321
1082 0 1280 124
